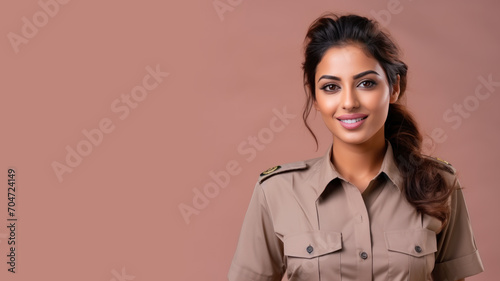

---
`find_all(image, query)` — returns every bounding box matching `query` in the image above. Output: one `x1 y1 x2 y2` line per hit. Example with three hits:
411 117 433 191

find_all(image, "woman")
228 13 484 281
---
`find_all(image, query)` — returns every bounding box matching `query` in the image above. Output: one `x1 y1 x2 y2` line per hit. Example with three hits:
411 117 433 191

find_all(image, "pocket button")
415 246 422 253
306 245 314 254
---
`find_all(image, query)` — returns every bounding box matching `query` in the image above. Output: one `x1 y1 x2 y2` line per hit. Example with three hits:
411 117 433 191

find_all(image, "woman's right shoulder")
256 155 323 186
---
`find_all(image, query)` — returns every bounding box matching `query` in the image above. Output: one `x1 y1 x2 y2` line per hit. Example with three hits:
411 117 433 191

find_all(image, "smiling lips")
336 114 368 129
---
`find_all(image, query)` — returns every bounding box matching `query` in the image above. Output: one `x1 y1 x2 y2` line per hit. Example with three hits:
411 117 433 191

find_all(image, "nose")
341 86 360 110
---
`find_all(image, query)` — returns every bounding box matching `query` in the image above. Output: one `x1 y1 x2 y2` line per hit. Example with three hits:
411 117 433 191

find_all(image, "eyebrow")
317 70 380 83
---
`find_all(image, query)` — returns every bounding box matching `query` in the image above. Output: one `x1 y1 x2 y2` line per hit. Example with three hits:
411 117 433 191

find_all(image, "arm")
432 176 484 280
228 182 285 281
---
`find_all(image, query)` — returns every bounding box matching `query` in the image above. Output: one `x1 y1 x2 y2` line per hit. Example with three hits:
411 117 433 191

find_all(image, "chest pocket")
283 231 342 281
385 229 437 281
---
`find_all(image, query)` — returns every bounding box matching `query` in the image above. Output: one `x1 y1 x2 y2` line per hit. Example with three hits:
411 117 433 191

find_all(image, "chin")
334 135 369 145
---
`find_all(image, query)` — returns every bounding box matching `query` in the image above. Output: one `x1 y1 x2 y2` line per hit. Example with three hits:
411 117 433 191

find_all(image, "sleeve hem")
432 250 484 280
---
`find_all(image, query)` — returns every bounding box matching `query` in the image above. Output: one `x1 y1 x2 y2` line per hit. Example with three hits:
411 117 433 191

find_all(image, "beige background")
1 0 498 280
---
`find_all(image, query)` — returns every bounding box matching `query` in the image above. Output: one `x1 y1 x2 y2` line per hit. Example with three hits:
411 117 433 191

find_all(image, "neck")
330 130 387 183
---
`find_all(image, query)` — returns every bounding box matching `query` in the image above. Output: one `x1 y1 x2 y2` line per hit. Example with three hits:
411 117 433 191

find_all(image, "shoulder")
422 154 457 175
257 156 322 185
422 155 460 190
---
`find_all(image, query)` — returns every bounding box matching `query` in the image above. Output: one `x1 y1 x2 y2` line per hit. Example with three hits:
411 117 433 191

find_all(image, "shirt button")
415 246 422 253
360 252 368 260
307 245 314 254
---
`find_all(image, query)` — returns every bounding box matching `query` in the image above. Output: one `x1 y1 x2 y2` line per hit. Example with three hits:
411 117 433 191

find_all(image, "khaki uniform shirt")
228 140 483 281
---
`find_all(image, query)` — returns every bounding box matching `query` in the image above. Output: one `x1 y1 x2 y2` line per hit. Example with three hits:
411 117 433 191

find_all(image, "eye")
358 80 377 88
320 84 339 92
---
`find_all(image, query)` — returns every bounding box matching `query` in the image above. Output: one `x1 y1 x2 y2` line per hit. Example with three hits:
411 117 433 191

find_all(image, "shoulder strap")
258 161 308 184
424 155 456 175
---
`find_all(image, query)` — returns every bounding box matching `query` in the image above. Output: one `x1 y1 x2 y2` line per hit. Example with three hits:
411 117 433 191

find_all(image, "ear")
390 74 401 103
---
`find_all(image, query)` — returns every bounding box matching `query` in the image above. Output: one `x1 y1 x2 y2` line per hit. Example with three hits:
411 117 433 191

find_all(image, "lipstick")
337 114 368 130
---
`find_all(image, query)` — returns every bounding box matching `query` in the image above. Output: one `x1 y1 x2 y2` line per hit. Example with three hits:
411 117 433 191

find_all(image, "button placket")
344 181 373 279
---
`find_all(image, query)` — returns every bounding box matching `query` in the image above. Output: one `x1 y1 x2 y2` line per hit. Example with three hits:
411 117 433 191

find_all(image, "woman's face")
314 44 400 146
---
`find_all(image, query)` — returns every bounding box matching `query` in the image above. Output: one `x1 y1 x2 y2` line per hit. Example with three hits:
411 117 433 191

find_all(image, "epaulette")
258 161 308 184
425 155 456 175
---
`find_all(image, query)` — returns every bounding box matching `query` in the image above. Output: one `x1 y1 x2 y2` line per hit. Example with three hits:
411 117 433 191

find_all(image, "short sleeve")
432 177 484 280
228 182 285 281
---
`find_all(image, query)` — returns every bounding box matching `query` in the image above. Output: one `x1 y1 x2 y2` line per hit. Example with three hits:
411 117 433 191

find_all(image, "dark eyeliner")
359 80 377 87
320 84 338 91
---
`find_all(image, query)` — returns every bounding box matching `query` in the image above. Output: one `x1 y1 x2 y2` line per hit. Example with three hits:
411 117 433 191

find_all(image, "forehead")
315 44 385 78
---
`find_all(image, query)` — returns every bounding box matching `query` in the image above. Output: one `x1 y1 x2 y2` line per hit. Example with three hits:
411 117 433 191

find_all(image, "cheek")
364 92 390 112
366 95 391 126
316 95 339 114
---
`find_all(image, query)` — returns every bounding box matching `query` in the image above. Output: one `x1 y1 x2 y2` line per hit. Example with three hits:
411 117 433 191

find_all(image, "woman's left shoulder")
422 154 457 176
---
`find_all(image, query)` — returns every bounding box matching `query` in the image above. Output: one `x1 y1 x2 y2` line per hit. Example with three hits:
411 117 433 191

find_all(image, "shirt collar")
314 139 404 197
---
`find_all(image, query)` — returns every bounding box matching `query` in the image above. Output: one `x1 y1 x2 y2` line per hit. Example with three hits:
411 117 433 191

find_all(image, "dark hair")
301 12 456 227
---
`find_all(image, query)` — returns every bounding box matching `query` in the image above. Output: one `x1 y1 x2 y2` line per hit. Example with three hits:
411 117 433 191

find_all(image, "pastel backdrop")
1 0 498 280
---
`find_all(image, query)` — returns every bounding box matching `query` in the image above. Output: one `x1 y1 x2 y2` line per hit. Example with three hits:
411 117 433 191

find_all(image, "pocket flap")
385 228 437 257
284 231 342 258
